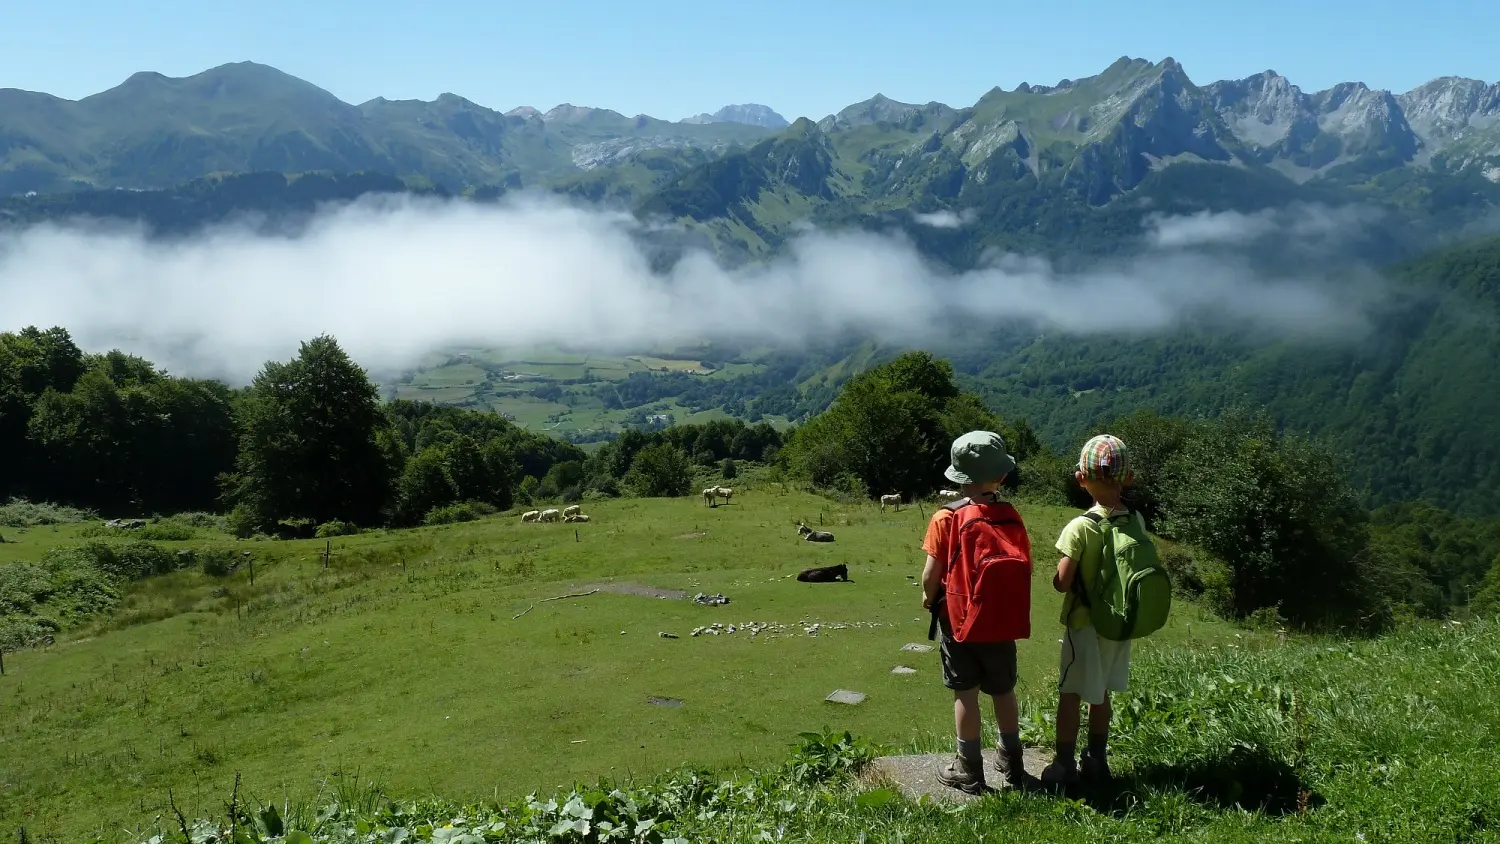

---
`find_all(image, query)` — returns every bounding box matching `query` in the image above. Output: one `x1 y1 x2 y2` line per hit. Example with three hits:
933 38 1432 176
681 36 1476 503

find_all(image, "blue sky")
1 0 1493 121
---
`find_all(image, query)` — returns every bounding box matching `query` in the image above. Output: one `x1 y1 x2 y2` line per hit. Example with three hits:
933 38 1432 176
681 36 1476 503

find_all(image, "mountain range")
5 57 1500 515
3 57 1497 213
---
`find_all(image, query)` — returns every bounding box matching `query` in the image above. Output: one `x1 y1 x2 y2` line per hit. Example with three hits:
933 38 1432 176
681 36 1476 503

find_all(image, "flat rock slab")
862 749 1051 804
825 689 867 705
890 666 918 675
901 643 935 653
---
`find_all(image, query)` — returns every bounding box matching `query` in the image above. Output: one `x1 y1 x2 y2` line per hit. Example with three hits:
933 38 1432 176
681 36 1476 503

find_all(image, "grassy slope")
0 491 1238 842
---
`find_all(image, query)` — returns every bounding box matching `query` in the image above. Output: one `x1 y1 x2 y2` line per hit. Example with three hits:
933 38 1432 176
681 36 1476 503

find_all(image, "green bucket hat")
944 430 1016 485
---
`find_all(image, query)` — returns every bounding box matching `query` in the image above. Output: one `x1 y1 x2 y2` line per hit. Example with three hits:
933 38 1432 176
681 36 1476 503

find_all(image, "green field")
0 490 1241 841
383 347 768 438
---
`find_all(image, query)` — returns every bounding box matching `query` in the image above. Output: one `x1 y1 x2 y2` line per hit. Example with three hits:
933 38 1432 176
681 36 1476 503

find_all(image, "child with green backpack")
1041 434 1172 786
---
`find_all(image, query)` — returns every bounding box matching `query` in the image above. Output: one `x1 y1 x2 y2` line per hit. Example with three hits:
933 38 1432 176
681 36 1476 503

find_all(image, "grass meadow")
1 490 1236 841
3 490 1495 843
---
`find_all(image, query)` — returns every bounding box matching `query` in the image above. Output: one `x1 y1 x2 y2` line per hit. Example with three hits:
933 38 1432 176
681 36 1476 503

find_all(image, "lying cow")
796 522 835 542
797 563 850 582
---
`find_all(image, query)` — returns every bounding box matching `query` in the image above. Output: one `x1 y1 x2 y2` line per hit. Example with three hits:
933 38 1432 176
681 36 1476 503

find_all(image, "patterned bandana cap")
1078 434 1130 481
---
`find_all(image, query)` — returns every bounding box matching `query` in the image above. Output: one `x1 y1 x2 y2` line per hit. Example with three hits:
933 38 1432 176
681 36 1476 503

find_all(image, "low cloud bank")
0 194 1383 383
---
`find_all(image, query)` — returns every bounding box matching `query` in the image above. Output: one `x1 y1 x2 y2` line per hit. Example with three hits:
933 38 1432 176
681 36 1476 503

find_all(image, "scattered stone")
826 689 867 705
693 593 730 606
891 666 918 675
726 625 737 634
647 696 683 707
658 631 679 639
103 518 146 530
901 643 934 653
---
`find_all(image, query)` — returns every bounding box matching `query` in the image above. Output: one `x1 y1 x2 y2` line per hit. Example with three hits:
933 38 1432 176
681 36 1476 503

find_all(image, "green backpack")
1077 511 1172 641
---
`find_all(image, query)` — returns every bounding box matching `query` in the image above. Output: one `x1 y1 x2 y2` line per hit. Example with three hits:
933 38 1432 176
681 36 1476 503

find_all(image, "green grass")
0 490 1240 842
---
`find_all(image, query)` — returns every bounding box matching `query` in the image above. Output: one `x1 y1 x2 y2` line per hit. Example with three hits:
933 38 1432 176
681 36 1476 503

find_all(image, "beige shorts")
1058 624 1132 706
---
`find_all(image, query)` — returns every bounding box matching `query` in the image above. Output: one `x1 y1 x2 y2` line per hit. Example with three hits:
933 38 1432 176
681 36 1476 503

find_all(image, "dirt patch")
862 748 1051 804
579 582 689 600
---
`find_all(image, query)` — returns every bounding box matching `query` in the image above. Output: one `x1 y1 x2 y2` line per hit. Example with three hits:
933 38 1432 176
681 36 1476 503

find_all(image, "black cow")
797 563 850 582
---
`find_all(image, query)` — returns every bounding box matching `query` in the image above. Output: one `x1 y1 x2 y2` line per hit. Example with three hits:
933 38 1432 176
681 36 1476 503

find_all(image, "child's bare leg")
954 688 982 742
954 687 984 766
1055 692 1082 766
991 691 1019 734
992 690 1024 764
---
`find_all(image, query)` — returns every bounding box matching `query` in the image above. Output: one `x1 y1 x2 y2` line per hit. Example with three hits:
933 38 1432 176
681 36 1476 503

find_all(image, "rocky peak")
505 106 542 119
680 104 789 128
543 104 617 123
1397 77 1500 143
1206 70 1311 147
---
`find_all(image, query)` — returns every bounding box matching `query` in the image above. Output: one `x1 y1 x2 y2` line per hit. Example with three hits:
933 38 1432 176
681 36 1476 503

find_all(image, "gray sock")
957 737 982 764
1000 732 1022 754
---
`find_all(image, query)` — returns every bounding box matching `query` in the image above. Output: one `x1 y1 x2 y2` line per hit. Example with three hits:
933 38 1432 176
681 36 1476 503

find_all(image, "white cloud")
911 209 977 229
0 193 1382 384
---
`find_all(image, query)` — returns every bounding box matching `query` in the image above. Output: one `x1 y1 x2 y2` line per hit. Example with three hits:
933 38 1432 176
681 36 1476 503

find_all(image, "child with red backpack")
921 430 1033 793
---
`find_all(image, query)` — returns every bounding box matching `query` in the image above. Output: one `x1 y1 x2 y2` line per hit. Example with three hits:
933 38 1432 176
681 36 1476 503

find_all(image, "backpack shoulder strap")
943 497 971 512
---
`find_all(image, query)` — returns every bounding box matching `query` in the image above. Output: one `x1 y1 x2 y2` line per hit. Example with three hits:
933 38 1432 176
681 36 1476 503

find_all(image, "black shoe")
1080 750 1112 784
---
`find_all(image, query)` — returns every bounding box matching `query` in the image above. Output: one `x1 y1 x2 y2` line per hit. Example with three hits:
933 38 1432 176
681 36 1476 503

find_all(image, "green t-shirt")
1054 504 1133 630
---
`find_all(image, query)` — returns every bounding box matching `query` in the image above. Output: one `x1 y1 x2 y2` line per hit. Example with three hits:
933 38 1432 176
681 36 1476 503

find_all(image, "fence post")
1 648 5 676
248 557 254 586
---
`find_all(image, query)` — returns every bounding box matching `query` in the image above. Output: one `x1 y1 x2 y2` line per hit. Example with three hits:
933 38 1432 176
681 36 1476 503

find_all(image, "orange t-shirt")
922 508 957 563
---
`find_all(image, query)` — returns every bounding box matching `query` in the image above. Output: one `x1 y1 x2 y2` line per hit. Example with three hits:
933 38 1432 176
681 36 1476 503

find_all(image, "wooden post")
248 558 254 585
324 540 331 569
574 529 580 543
1 648 5 676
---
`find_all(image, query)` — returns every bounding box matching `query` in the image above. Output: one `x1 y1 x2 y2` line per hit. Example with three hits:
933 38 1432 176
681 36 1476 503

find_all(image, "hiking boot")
936 752 987 795
1040 758 1079 788
992 747 1032 789
1080 750 1112 784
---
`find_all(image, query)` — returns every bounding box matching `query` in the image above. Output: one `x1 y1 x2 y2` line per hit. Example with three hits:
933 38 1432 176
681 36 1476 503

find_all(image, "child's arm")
921 555 945 609
1053 555 1078 593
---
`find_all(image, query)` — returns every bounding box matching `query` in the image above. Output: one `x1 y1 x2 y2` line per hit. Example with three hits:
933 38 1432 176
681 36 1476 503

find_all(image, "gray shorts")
940 635 1018 696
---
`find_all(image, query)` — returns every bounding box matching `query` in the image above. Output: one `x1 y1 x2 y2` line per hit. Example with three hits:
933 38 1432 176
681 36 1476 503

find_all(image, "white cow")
702 488 719 507
520 510 541 523
539 508 562 523
714 486 734 504
879 493 902 512
938 489 961 499
563 513 591 523
562 504 582 518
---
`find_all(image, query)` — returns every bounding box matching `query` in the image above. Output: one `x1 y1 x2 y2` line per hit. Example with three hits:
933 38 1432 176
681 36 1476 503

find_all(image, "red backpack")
930 496 1033 643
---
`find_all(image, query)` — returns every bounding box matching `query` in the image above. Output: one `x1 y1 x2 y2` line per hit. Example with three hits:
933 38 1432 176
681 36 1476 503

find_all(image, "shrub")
721 457 738 479
173 512 229 531
624 443 692 497
226 504 259 539
315 520 360 538
1159 410 1378 630
424 500 495 526
197 549 240 577
0 498 97 528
